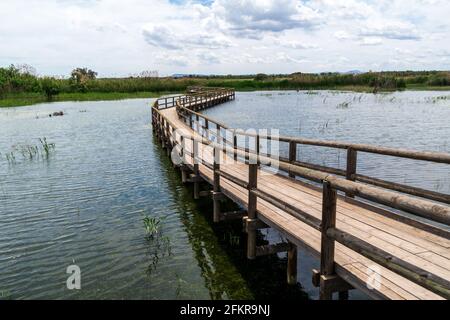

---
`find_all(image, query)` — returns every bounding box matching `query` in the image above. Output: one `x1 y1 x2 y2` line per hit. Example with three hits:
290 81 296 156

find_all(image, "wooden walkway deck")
151 88 450 300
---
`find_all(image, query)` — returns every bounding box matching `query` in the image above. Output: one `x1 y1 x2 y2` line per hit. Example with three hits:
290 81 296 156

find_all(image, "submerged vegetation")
1 64 450 107
142 215 172 276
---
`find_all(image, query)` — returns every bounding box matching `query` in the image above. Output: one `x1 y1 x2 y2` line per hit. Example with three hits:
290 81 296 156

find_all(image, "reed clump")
3 137 55 164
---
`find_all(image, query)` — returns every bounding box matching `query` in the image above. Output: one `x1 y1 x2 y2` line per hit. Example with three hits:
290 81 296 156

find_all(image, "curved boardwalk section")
151 88 450 300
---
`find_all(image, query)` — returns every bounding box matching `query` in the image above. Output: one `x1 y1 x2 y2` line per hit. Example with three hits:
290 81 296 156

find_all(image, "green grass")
0 91 169 108
1 83 450 108
405 84 450 91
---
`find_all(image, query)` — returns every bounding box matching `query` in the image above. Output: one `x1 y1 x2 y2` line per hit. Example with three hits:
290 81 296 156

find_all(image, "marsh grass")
336 101 351 109
3 137 55 164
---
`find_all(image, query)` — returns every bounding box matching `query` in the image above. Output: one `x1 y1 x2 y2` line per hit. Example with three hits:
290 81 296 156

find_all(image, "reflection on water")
0 99 307 300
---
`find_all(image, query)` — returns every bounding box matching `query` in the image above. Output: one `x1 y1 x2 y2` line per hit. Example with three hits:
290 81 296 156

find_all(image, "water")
1 91 449 300
0 99 306 300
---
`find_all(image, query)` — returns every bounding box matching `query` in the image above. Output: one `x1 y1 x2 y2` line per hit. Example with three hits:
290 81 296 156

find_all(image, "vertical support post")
320 181 337 300
247 163 258 260
159 114 164 140
180 136 188 183
287 243 298 285
205 119 209 139
213 146 221 223
165 121 171 156
193 138 200 200
289 141 297 178
217 125 221 146
255 134 261 157
152 109 156 132
233 131 238 162
161 119 167 149
346 148 358 198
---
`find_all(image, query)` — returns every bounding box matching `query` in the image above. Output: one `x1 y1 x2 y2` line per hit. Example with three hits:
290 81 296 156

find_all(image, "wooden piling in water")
287 243 298 285
247 163 258 260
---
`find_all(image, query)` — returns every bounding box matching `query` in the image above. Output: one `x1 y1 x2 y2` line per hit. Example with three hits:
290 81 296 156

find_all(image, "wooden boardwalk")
152 88 450 300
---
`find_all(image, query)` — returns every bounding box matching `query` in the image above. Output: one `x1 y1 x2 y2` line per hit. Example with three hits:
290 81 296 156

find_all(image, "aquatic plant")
336 101 351 109
39 137 56 158
3 137 56 164
143 216 162 237
175 274 188 298
227 233 240 246
5 152 16 164
143 215 172 277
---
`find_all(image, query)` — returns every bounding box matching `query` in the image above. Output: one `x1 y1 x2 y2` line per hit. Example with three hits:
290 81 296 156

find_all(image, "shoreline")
1 85 450 108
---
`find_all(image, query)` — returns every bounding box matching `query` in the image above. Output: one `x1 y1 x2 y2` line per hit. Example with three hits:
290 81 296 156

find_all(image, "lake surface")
0 90 449 300
0 98 307 300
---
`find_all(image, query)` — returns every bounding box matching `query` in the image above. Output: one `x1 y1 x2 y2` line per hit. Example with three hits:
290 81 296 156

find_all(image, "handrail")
174 101 450 205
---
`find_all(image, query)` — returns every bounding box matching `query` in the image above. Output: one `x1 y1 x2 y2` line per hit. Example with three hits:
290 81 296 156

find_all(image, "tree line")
1 64 449 101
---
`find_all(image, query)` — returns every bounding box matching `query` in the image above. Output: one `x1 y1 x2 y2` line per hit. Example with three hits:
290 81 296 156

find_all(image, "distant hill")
342 70 364 75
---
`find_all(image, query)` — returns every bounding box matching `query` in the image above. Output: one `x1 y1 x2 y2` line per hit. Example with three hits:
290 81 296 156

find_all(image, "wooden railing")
151 89 450 299
176 103 450 206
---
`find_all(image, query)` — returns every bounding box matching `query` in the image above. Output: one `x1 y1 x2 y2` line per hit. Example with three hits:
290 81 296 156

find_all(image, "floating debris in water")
49 111 64 117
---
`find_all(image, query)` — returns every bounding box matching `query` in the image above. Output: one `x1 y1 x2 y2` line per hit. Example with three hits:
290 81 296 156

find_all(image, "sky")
0 0 449 77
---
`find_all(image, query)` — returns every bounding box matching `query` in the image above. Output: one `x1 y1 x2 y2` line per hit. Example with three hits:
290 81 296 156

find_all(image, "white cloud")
142 24 232 50
0 0 449 75
360 37 383 46
199 0 322 39
334 31 353 40
359 21 421 40
274 39 319 50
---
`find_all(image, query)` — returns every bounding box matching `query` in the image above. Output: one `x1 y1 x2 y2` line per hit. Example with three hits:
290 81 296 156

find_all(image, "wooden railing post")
165 121 171 156
256 134 260 158
193 138 200 200
205 119 209 139
216 124 221 145
213 146 221 223
289 141 297 178
161 118 167 149
180 136 189 183
320 181 337 300
247 163 258 259
346 148 358 198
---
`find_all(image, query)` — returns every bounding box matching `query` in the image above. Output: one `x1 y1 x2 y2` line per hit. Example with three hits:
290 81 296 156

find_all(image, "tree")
40 77 61 100
70 68 98 83
139 70 159 78
16 64 37 76
254 73 269 81
70 68 97 92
